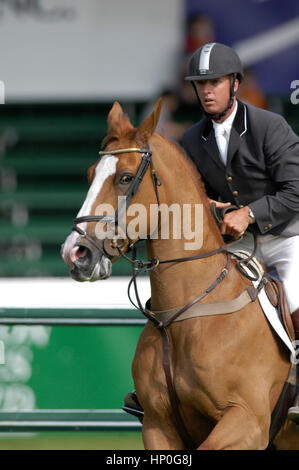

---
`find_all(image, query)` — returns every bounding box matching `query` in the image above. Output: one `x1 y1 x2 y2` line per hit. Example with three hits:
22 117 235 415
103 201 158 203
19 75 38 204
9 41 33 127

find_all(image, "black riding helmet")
185 42 244 120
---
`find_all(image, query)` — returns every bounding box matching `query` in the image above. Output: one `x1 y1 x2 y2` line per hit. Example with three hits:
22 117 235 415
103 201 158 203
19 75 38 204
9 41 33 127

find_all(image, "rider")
123 42 299 423
181 42 299 421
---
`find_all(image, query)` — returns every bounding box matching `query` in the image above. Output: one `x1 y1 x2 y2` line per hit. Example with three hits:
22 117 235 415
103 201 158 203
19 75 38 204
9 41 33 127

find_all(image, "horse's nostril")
70 245 91 264
75 246 88 260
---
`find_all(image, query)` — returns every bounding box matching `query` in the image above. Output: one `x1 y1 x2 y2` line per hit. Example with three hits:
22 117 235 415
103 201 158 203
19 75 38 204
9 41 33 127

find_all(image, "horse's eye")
119 174 134 185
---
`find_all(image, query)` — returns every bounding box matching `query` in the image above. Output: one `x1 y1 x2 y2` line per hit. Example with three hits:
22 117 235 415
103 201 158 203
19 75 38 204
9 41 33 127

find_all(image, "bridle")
72 144 162 258
71 142 258 449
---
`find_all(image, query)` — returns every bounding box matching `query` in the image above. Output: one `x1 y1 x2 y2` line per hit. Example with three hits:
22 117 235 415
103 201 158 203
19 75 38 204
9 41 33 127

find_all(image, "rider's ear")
136 98 162 145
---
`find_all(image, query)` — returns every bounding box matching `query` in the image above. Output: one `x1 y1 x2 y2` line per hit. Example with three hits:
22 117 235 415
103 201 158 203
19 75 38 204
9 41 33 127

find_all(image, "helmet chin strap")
192 74 237 122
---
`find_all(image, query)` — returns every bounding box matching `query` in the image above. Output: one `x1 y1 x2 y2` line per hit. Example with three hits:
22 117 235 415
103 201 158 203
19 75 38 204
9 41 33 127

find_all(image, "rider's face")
195 75 238 118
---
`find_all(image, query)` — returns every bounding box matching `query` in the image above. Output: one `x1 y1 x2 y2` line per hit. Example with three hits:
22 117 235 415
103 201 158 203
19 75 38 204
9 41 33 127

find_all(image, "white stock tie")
214 127 228 166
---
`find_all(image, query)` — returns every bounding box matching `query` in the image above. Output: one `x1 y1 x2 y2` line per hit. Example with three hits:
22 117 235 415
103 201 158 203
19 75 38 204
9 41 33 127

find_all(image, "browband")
98 148 147 156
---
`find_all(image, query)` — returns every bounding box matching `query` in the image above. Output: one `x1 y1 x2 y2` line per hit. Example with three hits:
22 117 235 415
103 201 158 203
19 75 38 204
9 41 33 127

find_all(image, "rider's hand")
221 206 251 238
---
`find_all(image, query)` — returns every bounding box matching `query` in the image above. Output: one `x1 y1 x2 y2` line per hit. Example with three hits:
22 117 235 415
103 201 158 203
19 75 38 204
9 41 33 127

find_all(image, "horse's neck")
146 232 226 312
146 139 226 311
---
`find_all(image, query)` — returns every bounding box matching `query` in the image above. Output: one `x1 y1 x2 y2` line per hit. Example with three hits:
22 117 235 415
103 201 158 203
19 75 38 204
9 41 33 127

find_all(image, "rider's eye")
119 174 134 185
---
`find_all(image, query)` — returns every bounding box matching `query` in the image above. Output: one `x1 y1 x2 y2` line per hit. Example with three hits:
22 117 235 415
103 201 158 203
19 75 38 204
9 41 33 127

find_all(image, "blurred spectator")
180 13 217 107
184 13 216 56
237 68 268 109
140 90 191 142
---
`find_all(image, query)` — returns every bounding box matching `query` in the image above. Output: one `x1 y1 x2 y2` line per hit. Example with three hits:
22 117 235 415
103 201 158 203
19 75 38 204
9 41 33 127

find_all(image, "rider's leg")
258 235 299 422
258 234 299 315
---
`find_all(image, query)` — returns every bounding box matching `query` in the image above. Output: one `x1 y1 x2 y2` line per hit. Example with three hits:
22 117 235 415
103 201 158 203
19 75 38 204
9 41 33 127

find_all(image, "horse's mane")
101 111 214 224
154 133 213 215
156 134 225 243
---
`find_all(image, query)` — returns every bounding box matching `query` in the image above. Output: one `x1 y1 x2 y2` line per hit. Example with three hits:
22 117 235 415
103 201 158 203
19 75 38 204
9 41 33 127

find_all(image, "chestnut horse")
62 99 298 450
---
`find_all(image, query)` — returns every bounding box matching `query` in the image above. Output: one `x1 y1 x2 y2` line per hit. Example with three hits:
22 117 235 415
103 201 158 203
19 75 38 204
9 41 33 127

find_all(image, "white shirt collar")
213 100 238 137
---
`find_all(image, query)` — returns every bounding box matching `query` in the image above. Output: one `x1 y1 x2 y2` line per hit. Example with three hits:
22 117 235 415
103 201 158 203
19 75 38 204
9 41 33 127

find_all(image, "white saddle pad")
257 285 296 358
234 251 296 361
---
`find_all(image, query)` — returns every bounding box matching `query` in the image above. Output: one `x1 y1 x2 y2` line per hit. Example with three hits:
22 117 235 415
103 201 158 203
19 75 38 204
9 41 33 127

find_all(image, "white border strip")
0 277 151 308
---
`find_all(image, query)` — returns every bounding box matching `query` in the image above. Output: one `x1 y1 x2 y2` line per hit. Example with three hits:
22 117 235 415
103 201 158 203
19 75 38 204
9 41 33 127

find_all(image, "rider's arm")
248 114 299 234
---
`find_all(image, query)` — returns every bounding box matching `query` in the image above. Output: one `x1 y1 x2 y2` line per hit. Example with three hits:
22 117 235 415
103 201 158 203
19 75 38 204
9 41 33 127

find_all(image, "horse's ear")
103 102 135 147
136 98 162 145
107 101 124 126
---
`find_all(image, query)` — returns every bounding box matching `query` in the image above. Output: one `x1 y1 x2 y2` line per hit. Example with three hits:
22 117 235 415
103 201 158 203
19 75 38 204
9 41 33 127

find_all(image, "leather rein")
72 144 259 449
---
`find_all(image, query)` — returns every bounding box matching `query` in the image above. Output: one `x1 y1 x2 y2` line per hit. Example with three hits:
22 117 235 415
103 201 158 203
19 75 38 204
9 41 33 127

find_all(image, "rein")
71 144 259 450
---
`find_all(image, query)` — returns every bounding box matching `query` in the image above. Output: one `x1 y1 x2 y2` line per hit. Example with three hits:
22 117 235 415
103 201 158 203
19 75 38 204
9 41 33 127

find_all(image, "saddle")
232 249 295 343
211 201 297 347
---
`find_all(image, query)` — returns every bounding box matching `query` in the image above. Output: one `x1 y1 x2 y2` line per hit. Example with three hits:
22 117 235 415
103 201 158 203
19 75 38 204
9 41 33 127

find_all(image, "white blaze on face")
62 154 118 263
77 154 118 227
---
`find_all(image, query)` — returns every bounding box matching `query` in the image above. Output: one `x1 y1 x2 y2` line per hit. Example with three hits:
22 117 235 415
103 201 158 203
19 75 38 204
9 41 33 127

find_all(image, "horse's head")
61 99 162 281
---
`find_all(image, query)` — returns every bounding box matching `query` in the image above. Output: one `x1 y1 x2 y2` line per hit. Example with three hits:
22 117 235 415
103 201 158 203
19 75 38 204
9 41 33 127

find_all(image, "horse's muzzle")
61 235 112 281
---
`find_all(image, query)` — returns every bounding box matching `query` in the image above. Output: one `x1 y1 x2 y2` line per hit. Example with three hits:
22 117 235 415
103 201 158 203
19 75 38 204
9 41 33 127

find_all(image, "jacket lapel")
226 100 247 167
200 100 247 170
201 118 225 170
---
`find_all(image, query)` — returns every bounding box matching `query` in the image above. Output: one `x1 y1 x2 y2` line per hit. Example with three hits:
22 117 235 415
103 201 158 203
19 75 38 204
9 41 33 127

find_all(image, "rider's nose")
203 86 212 95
